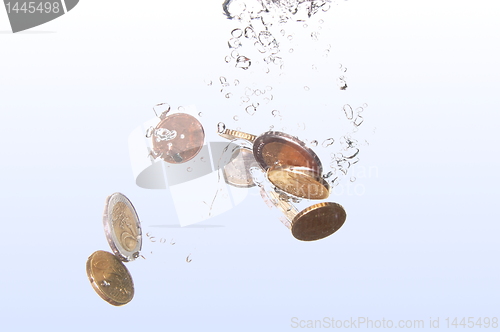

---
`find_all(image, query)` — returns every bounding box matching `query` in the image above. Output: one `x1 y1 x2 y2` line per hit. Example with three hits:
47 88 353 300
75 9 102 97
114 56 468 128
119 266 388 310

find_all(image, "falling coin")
218 128 257 143
86 250 135 306
103 192 142 262
291 202 346 241
223 146 260 188
253 131 323 174
152 113 205 164
267 165 330 200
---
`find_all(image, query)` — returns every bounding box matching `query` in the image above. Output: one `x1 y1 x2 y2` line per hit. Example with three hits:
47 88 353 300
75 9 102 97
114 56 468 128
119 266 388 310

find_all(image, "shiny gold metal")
218 128 257 143
260 186 346 241
267 165 330 200
86 251 134 306
103 193 142 262
152 113 205 164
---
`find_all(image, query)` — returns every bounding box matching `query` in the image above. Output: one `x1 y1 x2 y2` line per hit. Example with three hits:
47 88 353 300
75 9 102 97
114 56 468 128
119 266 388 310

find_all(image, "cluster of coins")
86 193 143 306
219 128 347 241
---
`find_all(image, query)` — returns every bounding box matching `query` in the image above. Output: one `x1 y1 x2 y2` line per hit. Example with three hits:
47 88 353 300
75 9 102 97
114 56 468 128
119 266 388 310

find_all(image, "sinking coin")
267 165 330 200
103 192 142 262
218 128 257 143
253 131 323 174
152 113 205 164
259 185 346 241
291 202 346 241
86 250 134 306
223 146 260 188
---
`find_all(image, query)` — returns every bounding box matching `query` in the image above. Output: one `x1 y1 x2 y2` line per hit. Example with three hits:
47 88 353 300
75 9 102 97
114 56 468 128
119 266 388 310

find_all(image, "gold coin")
86 250 134 306
267 165 330 200
103 193 142 262
291 202 346 241
218 128 257 143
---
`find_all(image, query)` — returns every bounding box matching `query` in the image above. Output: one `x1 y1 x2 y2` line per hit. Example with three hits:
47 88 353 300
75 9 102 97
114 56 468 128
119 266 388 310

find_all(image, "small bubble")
289 48 294 53
244 87 253 96
234 79 240 86
231 50 239 58
350 177 356 182
228 38 242 49
287 35 293 40
342 66 348 73
272 110 280 117
304 86 310 91
177 106 185 112
153 103 171 118
217 122 226 133
303 24 308 28
310 140 318 147
363 103 368 108
145 127 154 138
356 107 364 114
244 26 255 38
343 104 354 120
280 29 286 35
170 239 176 245
235 56 251 70
322 138 335 147
246 105 257 115
233 115 239 121
312 64 317 70
353 116 364 126
323 171 333 179
311 32 319 40
180 134 185 139
150 237 156 242
200 156 206 162
225 93 232 98
204 79 212 86
225 56 231 63
187 167 192 172
319 19 324 24
254 89 262 96
160 238 166 244
140 255 146 260
219 76 228 85
241 96 250 103
331 177 341 187
265 86 273 91
146 232 151 237
231 28 243 38
186 254 192 263
198 112 203 117
322 4 331 12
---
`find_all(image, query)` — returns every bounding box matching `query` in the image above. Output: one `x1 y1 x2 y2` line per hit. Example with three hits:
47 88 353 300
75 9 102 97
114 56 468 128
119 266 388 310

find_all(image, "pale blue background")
0 0 498 331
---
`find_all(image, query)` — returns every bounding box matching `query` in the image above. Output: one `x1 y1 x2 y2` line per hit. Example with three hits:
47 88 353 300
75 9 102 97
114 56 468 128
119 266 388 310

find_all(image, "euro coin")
291 202 346 241
267 165 330 200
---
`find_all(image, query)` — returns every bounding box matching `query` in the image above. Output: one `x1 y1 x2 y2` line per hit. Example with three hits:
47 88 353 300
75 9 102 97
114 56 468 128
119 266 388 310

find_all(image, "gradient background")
0 0 498 331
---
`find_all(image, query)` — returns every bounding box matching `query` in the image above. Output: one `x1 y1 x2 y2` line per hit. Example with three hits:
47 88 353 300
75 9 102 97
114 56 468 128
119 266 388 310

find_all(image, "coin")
291 202 347 241
223 146 260 188
103 193 142 262
86 251 135 306
152 113 205 164
218 128 257 143
267 165 330 200
253 131 323 174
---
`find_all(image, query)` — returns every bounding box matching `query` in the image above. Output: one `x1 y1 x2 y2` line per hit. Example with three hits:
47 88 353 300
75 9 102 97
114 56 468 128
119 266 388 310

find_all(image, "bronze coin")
267 165 330 200
86 251 134 306
291 202 346 241
218 128 257 143
253 131 323 174
152 113 205 164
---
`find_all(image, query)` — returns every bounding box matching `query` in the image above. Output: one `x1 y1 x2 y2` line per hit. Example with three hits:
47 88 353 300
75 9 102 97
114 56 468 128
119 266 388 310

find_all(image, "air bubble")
280 29 286 35
310 140 318 147
177 106 185 112
160 238 166 244
246 106 256 115
231 50 239 58
304 86 310 91
343 104 354 120
180 134 185 139
153 103 171 118
150 237 156 242
303 24 308 28
145 127 154 138
225 93 232 98
350 177 356 182
186 254 192 263
225 56 232 63
233 115 239 121
287 35 293 40
204 79 212 86
244 26 255 39
198 112 203 117
323 171 333 179
353 116 364 126
235 56 251 70
363 103 368 108
187 167 192 172
231 28 243 38
228 38 242 49
322 138 334 147
289 48 294 53
217 122 226 133
234 79 240 86
265 86 273 91
272 110 280 117
311 32 319 40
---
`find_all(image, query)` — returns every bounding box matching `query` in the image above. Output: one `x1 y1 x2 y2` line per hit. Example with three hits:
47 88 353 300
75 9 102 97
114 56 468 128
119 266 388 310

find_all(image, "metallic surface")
86 251 134 306
267 165 330 200
218 128 257 143
103 193 142 262
253 131 323 174
291 202 347 241
152 113 205 164
223 146 260 188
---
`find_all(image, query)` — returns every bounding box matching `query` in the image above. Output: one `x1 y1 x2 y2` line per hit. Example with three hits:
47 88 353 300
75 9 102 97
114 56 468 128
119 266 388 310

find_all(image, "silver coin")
103 193 142 262
223 146 260 188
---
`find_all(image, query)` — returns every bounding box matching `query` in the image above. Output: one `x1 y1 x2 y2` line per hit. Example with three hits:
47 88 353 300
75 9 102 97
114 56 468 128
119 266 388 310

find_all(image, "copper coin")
223 146 260 188
267 165 330 200
291 202 346 241
86 250 135 306
253 131 323 174
152 113 205 164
